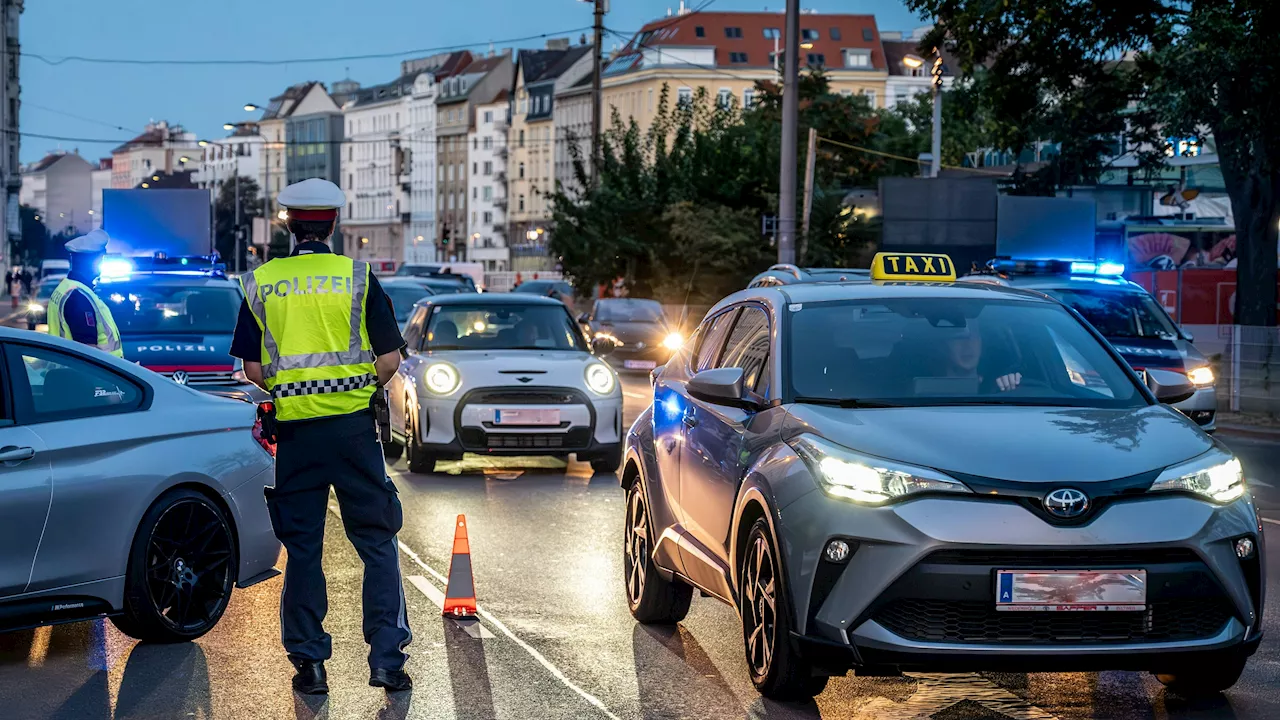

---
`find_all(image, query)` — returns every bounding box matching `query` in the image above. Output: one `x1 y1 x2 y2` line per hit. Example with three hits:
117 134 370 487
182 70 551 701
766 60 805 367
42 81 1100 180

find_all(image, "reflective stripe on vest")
46 278 124 357
241 255 375 421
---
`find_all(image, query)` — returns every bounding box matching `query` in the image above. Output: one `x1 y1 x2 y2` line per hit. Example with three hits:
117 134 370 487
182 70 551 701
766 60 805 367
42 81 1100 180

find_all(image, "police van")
94 255 266 402
964 259 1217 431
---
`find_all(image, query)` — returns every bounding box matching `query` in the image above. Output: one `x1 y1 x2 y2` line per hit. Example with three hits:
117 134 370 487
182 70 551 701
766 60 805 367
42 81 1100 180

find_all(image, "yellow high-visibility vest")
241 254 376 421
47 278 124 358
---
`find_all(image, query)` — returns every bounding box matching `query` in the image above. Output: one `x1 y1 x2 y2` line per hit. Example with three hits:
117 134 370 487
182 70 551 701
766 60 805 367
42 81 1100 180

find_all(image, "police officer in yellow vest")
230 179 412 695
46 229 124 357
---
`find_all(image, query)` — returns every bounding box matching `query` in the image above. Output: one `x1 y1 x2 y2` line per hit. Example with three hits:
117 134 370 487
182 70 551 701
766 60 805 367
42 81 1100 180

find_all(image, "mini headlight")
585 362 616 395
1150 451 1244 503
789 435 971 505
424 362 461 395
1187 366 1215 387
662 332 684 351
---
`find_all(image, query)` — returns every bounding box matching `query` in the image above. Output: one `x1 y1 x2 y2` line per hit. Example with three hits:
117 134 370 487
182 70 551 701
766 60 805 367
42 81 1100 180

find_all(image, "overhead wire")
816 135 1010 176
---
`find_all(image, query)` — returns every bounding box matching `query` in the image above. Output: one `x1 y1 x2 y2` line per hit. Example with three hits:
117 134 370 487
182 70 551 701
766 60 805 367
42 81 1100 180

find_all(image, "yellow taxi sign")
870 252 956 282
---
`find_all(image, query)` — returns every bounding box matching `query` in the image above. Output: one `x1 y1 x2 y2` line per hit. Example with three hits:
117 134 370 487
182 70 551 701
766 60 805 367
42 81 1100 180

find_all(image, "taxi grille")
873 598 1232 644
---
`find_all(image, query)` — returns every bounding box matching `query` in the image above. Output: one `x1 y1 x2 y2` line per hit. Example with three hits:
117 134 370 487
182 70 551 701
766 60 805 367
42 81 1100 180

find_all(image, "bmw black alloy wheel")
742 534 777 678
145 499 235 633
624 486 649 605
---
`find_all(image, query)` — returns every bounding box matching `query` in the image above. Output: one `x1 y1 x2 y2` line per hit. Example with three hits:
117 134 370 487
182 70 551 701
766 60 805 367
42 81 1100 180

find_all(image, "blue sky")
19 0 923 164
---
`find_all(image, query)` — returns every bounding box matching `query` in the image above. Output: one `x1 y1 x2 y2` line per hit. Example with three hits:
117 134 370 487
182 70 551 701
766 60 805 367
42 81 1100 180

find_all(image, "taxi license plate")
494 409 560 426
996 570 1146 612
624 360 657 370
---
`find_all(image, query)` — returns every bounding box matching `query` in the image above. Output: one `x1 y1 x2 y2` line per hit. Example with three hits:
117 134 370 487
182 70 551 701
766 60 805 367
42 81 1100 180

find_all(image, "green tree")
907 0 1280 325
214 177 263 269
15 206 49 266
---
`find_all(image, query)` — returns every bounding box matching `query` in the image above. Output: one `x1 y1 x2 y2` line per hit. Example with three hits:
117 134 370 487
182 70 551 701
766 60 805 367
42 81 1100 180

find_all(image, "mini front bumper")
777 479 1263 672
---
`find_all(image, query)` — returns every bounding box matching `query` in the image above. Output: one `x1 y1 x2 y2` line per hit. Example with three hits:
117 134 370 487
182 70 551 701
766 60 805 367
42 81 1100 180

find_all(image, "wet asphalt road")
0 375 1278 720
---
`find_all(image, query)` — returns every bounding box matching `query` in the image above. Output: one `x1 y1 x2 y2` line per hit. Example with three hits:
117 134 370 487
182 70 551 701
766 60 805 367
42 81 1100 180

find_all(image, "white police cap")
277 178 346 211
64 228 111 254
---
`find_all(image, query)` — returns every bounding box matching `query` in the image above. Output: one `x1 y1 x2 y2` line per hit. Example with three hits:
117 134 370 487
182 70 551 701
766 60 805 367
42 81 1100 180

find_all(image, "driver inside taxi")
939 318 1023 392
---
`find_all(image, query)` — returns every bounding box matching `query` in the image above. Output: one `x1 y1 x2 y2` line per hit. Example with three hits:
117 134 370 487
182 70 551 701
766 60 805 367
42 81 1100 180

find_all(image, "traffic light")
441 223 450 246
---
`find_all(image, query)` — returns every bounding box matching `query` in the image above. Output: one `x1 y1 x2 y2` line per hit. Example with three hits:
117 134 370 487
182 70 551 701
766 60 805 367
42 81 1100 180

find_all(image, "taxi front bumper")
777 485 1263 673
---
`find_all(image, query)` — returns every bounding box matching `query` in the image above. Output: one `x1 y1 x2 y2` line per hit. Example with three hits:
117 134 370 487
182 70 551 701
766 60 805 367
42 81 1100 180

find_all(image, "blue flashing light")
1069 261 1097 275
99 258 135 279
1097 261 1125 276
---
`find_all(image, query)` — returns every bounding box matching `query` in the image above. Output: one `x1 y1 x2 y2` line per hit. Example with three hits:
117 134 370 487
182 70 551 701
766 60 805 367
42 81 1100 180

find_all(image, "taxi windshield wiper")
793 396 900 409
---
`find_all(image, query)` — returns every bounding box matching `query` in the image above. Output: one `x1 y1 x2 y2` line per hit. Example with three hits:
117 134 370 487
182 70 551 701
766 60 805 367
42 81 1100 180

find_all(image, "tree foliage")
907 0 1280 324
213 176 262 270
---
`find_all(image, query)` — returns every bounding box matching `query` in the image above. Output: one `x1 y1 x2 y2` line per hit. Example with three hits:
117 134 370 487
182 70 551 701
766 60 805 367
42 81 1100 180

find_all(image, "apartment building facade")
554 76 593 201
2 0 21 254
110 121 200 189
19 151 94 236
340 79 410 264
468 93 510 271
194 128 262 197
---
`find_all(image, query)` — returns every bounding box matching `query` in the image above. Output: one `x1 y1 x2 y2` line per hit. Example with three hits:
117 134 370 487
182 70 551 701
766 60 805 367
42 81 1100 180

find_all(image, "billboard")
102 189 212 258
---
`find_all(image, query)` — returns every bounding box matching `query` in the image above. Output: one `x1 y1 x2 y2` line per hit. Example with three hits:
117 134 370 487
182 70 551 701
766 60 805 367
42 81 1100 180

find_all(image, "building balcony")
494 117 509 131
495 145 508 158
495 171 507 183
401 212 411 224
494 196 508 208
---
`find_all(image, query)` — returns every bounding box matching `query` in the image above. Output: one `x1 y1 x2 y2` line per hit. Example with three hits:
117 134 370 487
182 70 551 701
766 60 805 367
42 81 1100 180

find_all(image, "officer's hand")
995 373 1023 392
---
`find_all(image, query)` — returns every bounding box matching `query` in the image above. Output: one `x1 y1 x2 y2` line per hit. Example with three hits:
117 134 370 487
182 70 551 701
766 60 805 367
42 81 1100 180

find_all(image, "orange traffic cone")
442 515 477 618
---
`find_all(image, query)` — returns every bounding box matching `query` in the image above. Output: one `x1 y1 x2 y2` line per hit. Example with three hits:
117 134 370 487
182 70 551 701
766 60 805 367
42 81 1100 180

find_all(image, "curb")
1215 423 1280 440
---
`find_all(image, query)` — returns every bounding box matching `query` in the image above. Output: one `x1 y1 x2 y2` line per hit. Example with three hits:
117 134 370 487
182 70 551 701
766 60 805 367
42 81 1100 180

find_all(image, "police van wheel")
404 411 435 474
1154 653 1248 696
741 519 824 700
624 478 692 624
112 489 236 643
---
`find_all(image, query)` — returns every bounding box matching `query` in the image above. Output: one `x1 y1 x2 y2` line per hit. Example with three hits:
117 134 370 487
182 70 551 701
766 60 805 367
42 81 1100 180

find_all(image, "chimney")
580 33 587 45
678 0 688 14
666 7 673 17
546 37 570 51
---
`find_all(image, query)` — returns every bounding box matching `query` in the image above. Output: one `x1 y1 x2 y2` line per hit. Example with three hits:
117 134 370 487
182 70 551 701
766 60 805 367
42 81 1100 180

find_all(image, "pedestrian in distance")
8 268 18 308
4 268 12 297
46 229 124 357
230 178 413 696
20 266 32 297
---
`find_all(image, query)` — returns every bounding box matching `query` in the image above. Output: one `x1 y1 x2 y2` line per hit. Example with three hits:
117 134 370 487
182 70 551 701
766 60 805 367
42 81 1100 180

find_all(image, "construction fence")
1211 326 1280 415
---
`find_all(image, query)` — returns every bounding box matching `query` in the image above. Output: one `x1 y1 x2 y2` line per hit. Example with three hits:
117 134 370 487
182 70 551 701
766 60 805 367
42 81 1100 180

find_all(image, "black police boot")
291 659 329 695
369 668 413 692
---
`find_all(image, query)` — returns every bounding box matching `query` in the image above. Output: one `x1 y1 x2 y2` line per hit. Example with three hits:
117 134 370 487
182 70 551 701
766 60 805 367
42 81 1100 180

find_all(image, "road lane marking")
408 574 446 609
327 503 620 720
1262 517 1280 527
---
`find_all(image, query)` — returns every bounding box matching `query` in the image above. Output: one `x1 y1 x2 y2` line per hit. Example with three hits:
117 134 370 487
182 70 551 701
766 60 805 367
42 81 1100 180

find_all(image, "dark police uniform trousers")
232 240 411 669
267 411 413 670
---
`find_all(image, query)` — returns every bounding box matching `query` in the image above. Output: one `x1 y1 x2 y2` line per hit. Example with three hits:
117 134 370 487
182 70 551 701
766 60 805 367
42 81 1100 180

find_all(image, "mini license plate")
624 360 657 370
996 570 1146 612
494 408 560 426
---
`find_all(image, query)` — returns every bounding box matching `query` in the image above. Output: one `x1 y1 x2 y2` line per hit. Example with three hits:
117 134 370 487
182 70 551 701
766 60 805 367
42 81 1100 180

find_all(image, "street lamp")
244 103 261 112
223 123 235 131
903 51 945 177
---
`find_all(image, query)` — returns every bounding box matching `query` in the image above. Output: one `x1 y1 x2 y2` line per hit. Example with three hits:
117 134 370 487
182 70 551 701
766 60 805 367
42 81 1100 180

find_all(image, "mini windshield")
96 284 242 335
596 299 665 323
789 298 1144 408
1041 288 1179 340
425 304 587 352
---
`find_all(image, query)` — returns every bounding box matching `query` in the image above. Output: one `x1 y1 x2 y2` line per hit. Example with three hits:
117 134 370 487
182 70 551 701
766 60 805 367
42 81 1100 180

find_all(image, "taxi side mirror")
688 367 760 410
1145 368 1195 405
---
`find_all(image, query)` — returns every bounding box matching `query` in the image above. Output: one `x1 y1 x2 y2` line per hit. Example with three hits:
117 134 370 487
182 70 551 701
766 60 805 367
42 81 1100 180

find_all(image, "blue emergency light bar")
988 258 1125 277
99 253 227 281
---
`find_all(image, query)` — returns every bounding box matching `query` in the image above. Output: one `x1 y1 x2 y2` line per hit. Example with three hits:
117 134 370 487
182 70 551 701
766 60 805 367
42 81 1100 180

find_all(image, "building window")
830 28 842 40
483 136 493 150
801 29 819 41
844 49 871 68
648 89 654 111
483 161 492 175
483 187 492 201
743 88 755 108
518 194 525 211
862 27 874 41
519 162 525 179
473 162 478 174
348 174 353 187
519 130 525 147
717 88 732 108
473 187 478 199
729 52 749 64
763 28 780 39
694 26 705 37
724 27 743 39
863 90 877 107
484 110 493 122
807 53 826 67
483 210 492 223
677 87 693 108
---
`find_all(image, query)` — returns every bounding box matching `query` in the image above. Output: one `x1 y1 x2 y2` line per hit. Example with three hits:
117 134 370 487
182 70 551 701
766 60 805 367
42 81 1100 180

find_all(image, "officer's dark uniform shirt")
230 241 405 430
61 270 102 346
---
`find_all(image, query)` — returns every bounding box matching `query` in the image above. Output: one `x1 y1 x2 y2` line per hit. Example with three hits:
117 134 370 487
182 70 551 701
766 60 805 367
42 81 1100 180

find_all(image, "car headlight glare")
662 331 684 351
1187 366 1215 386
790 434 971 505
585 362 616 395
1150 451 1244 503
424 362 461 395
26 301 42 313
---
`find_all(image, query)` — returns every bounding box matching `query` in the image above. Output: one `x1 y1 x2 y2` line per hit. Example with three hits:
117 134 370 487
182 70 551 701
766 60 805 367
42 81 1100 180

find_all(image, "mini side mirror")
592 336 617 356
687 367 760 410
1146 368 1196 405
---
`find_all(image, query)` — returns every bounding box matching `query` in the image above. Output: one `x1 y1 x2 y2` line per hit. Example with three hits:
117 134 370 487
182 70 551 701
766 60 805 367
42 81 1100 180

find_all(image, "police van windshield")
1040 288 1180 340
424 304 587 352
96 284 242 335
789 298 1144 408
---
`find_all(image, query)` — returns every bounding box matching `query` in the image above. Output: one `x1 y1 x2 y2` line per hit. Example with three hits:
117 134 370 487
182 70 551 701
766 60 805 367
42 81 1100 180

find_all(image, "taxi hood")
782 404 1213 483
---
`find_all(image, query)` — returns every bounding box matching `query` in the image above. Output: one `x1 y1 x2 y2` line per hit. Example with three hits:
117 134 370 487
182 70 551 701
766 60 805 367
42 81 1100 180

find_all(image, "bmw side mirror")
1145 368 1195 405
651 364 665 387
592 336 617 356
577 312 590 324
687 367 760 410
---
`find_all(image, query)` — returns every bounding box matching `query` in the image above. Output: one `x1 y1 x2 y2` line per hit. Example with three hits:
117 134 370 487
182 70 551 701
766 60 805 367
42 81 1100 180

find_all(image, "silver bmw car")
621 253 1263 701
0 327 279 642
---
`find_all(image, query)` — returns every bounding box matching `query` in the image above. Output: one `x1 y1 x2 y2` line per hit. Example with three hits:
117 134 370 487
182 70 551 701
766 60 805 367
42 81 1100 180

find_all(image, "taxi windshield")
1040 288 1179 340
95 284 242 335
425 304 587 352
789 298 1144 408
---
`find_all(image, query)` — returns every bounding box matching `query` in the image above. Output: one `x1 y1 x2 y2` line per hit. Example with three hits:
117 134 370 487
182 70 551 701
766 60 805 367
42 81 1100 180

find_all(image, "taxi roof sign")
870 253 956 282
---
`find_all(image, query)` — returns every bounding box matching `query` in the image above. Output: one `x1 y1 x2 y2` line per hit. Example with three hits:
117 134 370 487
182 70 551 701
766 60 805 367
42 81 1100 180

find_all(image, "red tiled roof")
621 11 885 71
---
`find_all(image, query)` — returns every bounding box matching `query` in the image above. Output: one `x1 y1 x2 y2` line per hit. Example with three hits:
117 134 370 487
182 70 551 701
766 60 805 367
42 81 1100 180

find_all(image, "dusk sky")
19 0 924 164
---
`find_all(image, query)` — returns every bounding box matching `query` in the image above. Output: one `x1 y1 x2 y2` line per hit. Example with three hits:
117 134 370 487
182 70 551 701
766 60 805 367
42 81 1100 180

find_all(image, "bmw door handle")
0 446 35 464
682 413 698 429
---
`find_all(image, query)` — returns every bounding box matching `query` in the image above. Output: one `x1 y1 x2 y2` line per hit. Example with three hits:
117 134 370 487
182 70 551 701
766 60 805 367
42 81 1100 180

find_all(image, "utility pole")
777 0 800 264
234 157 241 274
590 0 606 178
930 51 943 178
800 127 817 262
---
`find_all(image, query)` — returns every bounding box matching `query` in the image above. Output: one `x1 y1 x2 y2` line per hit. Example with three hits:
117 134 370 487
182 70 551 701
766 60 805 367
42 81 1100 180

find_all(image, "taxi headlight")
789 434 971 505
1187 366 1215 387
424 362 461 395
585 361 616 395
1150 451 1244 503
662 331 684 351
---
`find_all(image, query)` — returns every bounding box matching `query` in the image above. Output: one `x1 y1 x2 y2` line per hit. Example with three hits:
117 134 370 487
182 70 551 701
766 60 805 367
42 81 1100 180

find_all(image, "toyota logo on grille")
171 370 189 386
1043 488 1089 519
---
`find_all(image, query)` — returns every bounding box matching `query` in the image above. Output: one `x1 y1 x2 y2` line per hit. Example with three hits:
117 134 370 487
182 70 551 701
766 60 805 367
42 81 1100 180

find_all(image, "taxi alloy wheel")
113 489 236 643
624 478 692 624
742 532 778 678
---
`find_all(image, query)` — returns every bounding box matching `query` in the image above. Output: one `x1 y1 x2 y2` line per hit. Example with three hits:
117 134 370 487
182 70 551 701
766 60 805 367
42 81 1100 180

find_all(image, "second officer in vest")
230 178 412 695
46 229 124 357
